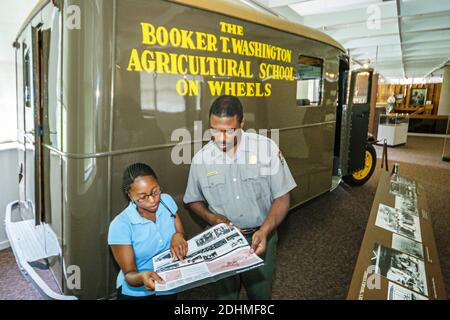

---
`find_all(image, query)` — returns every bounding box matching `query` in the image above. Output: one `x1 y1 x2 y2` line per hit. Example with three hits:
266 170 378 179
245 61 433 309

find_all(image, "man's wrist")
210 213 221 225
258 225 271 237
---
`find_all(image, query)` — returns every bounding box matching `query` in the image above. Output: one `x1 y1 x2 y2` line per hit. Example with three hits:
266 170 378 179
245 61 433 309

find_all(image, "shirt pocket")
200 174 227 206
241 165 270 200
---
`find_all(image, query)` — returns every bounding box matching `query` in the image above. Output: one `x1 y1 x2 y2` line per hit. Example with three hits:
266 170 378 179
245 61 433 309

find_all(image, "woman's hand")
140 270 165 291
170 232 188 262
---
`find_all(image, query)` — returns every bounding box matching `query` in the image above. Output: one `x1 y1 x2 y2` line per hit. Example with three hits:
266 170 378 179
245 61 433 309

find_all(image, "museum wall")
377 83 442 115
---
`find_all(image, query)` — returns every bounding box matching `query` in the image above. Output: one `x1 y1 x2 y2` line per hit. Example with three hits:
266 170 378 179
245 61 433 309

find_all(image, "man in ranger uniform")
183 95 297 300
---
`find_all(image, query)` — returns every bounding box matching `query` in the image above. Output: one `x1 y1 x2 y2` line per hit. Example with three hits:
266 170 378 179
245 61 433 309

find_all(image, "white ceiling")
240 0 450 81
1 1 449 82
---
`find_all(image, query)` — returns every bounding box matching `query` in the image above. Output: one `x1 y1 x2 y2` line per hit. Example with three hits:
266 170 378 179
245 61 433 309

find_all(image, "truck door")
333 57 349 177
30 17 65 286
347 69 373 173
17 12 65 295
31 24 48 226
17 39 30 209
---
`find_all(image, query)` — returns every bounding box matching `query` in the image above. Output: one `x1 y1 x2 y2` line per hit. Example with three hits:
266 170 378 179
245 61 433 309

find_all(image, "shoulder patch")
278 150 285 166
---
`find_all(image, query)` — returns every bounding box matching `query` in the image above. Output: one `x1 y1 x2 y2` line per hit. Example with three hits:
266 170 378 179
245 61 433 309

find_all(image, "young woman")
108 163 188 300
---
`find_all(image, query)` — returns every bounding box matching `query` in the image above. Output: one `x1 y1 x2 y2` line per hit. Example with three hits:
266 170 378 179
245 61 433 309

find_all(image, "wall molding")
0 142 19 152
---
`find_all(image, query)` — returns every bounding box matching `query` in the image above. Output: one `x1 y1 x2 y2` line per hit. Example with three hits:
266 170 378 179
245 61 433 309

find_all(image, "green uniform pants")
214 231 278 300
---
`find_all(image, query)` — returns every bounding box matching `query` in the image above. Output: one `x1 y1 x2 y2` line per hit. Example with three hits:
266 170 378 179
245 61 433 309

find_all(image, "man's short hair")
209 95 243 123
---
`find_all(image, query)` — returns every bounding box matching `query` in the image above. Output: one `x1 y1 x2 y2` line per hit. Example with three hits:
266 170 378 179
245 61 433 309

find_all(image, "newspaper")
152 223 264 294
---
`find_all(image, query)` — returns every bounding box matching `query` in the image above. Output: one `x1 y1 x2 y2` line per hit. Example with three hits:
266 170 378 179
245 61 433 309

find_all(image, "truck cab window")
296 55 323 107
352 72 370 104
23 48 31 108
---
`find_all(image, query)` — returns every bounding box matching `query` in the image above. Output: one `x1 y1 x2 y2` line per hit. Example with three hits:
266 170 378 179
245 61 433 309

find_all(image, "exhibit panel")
347 171 446 300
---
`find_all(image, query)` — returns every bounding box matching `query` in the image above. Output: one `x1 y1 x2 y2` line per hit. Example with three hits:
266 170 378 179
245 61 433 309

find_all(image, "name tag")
249 155 257 165
207 171 218 177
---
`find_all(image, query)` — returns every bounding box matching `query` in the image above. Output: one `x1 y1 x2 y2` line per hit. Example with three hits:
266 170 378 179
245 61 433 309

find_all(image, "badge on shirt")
207 171 218 177
249 154 257 165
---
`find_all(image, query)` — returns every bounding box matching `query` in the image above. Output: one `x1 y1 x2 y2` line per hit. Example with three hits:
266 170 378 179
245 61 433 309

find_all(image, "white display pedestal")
377 123 409 146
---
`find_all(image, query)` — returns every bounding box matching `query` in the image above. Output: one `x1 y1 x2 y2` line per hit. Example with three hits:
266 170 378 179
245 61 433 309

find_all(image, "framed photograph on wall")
410 88 427 106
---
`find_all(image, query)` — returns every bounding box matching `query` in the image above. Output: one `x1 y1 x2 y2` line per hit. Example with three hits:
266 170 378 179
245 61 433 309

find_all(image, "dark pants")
214 231 278 300
116 286 177 300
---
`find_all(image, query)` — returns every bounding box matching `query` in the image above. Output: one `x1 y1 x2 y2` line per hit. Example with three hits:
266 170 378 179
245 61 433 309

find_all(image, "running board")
5 201 77 300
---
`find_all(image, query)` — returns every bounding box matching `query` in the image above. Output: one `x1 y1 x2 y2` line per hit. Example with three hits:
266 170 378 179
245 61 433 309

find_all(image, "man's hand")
249 193 290 257
213 213 232 226
187 202 234 228
170 232 188 262
140 270 165 291
250 229 268 256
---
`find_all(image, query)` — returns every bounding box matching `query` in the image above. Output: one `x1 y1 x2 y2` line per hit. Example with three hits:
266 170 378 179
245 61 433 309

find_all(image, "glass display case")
377 113 409 146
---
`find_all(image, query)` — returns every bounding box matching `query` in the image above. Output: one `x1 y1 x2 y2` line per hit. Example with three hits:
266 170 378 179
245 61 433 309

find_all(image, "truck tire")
343 143 377 186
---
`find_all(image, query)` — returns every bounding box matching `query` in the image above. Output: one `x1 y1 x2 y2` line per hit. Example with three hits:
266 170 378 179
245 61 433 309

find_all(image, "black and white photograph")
195 230 217 247
387 282 428 300
375 204 422 242
154 252 172 263
371 244 428 296
389 180 416 200
226 232 241 242
186 255 204 264
396 176 417 190
183 239 228 264
395 196 419 217
392 234 424 260
230 238 245 248
214 225 233 238
203 239 228 252
202 251 218 261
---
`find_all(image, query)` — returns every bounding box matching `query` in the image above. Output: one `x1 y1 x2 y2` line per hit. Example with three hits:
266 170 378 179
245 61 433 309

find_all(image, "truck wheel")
343 143 377 186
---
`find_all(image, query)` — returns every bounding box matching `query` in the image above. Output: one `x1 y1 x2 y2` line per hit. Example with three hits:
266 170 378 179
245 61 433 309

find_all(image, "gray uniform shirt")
183 131 297 228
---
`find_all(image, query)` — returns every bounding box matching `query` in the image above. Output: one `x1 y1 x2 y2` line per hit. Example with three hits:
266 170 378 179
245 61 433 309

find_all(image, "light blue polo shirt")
108 193 177 297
